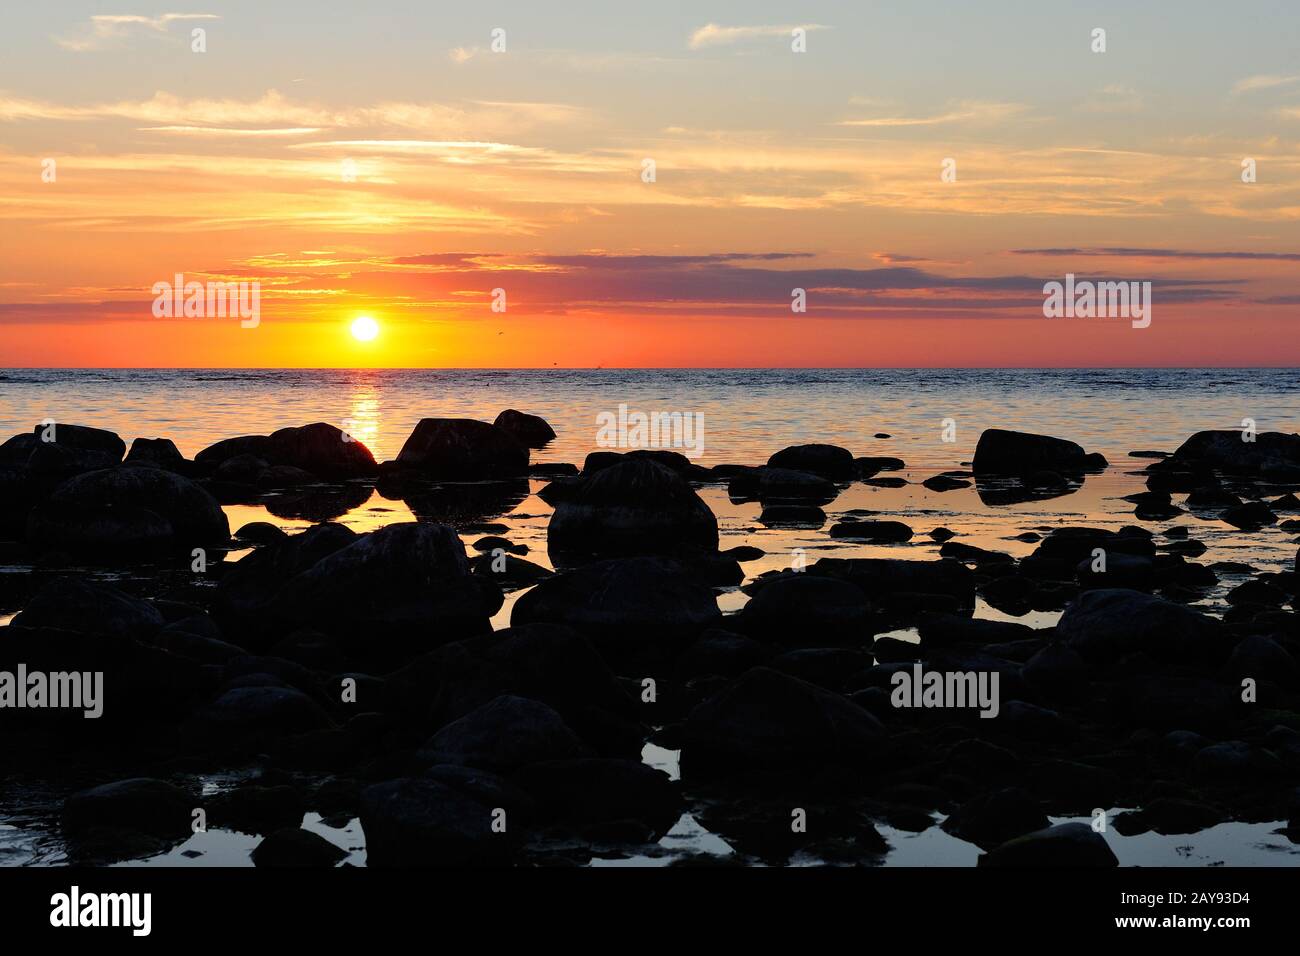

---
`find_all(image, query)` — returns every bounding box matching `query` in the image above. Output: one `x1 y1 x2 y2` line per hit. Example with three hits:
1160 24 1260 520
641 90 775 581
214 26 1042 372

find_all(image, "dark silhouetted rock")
943 788 1048 849
767 444 854 481
735 575 871 646
1056 589 1220 666
829 520 913 542
12 577 164 639
252 827 346 867
396 418 529 480
978 822 1117 867
493 409 556 447
972 429 1089 476
420 695 590 771
548 459 717 558
360 776 515 867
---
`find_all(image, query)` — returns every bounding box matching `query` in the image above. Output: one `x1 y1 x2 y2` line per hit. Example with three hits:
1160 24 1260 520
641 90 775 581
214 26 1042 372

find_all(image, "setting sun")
351 316 380 342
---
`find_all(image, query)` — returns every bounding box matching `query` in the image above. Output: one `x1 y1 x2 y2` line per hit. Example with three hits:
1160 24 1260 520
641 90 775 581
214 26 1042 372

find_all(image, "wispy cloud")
1232 74 1300 94
688 23 828 49
55 12 220 52
1012 246 1300 262
837 101 1027 127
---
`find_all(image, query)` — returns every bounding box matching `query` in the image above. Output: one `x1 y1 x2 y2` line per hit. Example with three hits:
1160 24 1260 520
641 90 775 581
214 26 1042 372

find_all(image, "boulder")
766 444 854 481
125 437 186 471
420 695 590 771
493 409 556 447
943 788 1049 849
63 778 194 840
360 776 516 867
978 822 1118 867
1170 429 1300 477
1056 589 1220 666
395 418 528 479
829 520 913 542
681 666 885 770
972 429 1090 475
510 556 721 665
251 828 346 867
11 577 164 639
548 459 718 558
735 574 871 646
515 758 682 836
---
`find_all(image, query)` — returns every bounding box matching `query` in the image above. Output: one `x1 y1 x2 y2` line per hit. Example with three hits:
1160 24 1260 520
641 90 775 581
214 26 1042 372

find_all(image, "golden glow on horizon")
351 315 380 342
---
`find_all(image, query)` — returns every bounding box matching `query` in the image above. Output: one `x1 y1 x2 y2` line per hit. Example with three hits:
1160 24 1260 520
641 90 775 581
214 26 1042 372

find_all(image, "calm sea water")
2 368 1298 467
3 368 1299 866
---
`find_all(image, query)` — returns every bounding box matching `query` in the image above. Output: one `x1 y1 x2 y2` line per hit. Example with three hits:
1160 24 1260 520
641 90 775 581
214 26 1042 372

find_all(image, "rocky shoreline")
1 413 1299 867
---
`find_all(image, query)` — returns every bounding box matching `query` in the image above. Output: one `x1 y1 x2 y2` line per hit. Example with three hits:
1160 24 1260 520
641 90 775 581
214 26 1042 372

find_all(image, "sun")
350 315 380 342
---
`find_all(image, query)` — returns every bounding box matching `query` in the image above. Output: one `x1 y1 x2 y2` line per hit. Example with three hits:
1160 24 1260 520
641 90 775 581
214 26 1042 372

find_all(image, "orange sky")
2 3 1298 367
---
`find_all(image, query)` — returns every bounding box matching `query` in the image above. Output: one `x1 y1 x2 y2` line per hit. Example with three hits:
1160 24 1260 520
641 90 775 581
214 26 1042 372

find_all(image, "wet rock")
196 685 334 737
515 758 682 837
918 613 1034 648
217 522 359 617
813 557 976 611
1114 799 1224 836
386 623 639 755
1076 552 1155 591
767 444 854 481
722 545 765 562
1221 500 1276 529
829 520 913 542
1022 642 1089 702
929 527 956 542
472 535 527 555
768 647 871 691
997 701 1075 743
972 429 1090 476
251 827 346 867
855 456 905 477
511 557 721 666
943 788 1048 849
266 523 500 657
1194 741 1284 780
1056 589 1220 666
395 418 529 480
359 776 516 867
1170 429 1300 478
493 409 556 448
233 521 287 546
1225 635 1299 690
681 666 885 770
420 695 591 772
978 822 1118 867
470 551 554 589
63 778 195 844
758 504 826 527
209 785 308 835
870 636 921 663
677 629 773 678
530 462 578 478
125 437 186 471
734 574 871 646
257 464 319 488
215 453 270 484
923 475 972 492
266 423 377 479
755 468 838 505
31 464 230 554
12 577 164 639
1186 486 1241 509
548 459 718 558
939 541 1013 566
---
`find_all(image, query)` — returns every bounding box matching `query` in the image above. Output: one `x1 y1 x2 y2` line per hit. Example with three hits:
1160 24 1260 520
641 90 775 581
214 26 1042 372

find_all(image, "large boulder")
266 523 500 658
735 575 871 646
493 409 556 447
63 778 194 840
30 465 229 553
264 423 377 479
217 523 359 617
1056 588 1221 666
767 444 854 481
11 577 164 639
972 429 1090 476
360 775 517 867
125 437 186 471
681 666 885 770
419 695 591 771
548 458 718 558
812 557 976 611
978 822 1118 867
395 418 528 479
1170 429 1300 478
20 423 126 480
510 556 721 666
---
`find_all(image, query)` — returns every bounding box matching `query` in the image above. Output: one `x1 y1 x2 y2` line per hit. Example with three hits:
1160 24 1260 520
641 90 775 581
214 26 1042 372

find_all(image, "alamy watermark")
1043 273 1151 328
0 664 103 718
595 404 705 458
890 663 1000 719
151 273 260 328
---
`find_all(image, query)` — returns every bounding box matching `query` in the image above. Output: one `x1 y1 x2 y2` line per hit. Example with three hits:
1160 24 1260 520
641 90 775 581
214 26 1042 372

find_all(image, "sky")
1 1 1298 367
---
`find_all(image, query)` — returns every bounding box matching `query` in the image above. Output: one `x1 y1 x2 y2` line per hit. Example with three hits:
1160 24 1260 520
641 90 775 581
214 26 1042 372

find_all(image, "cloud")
688 23 828 49
55 13 220 51
1012 247 1300 262
1233 74 1300 94
450 47 478 64
837 101 1027 127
